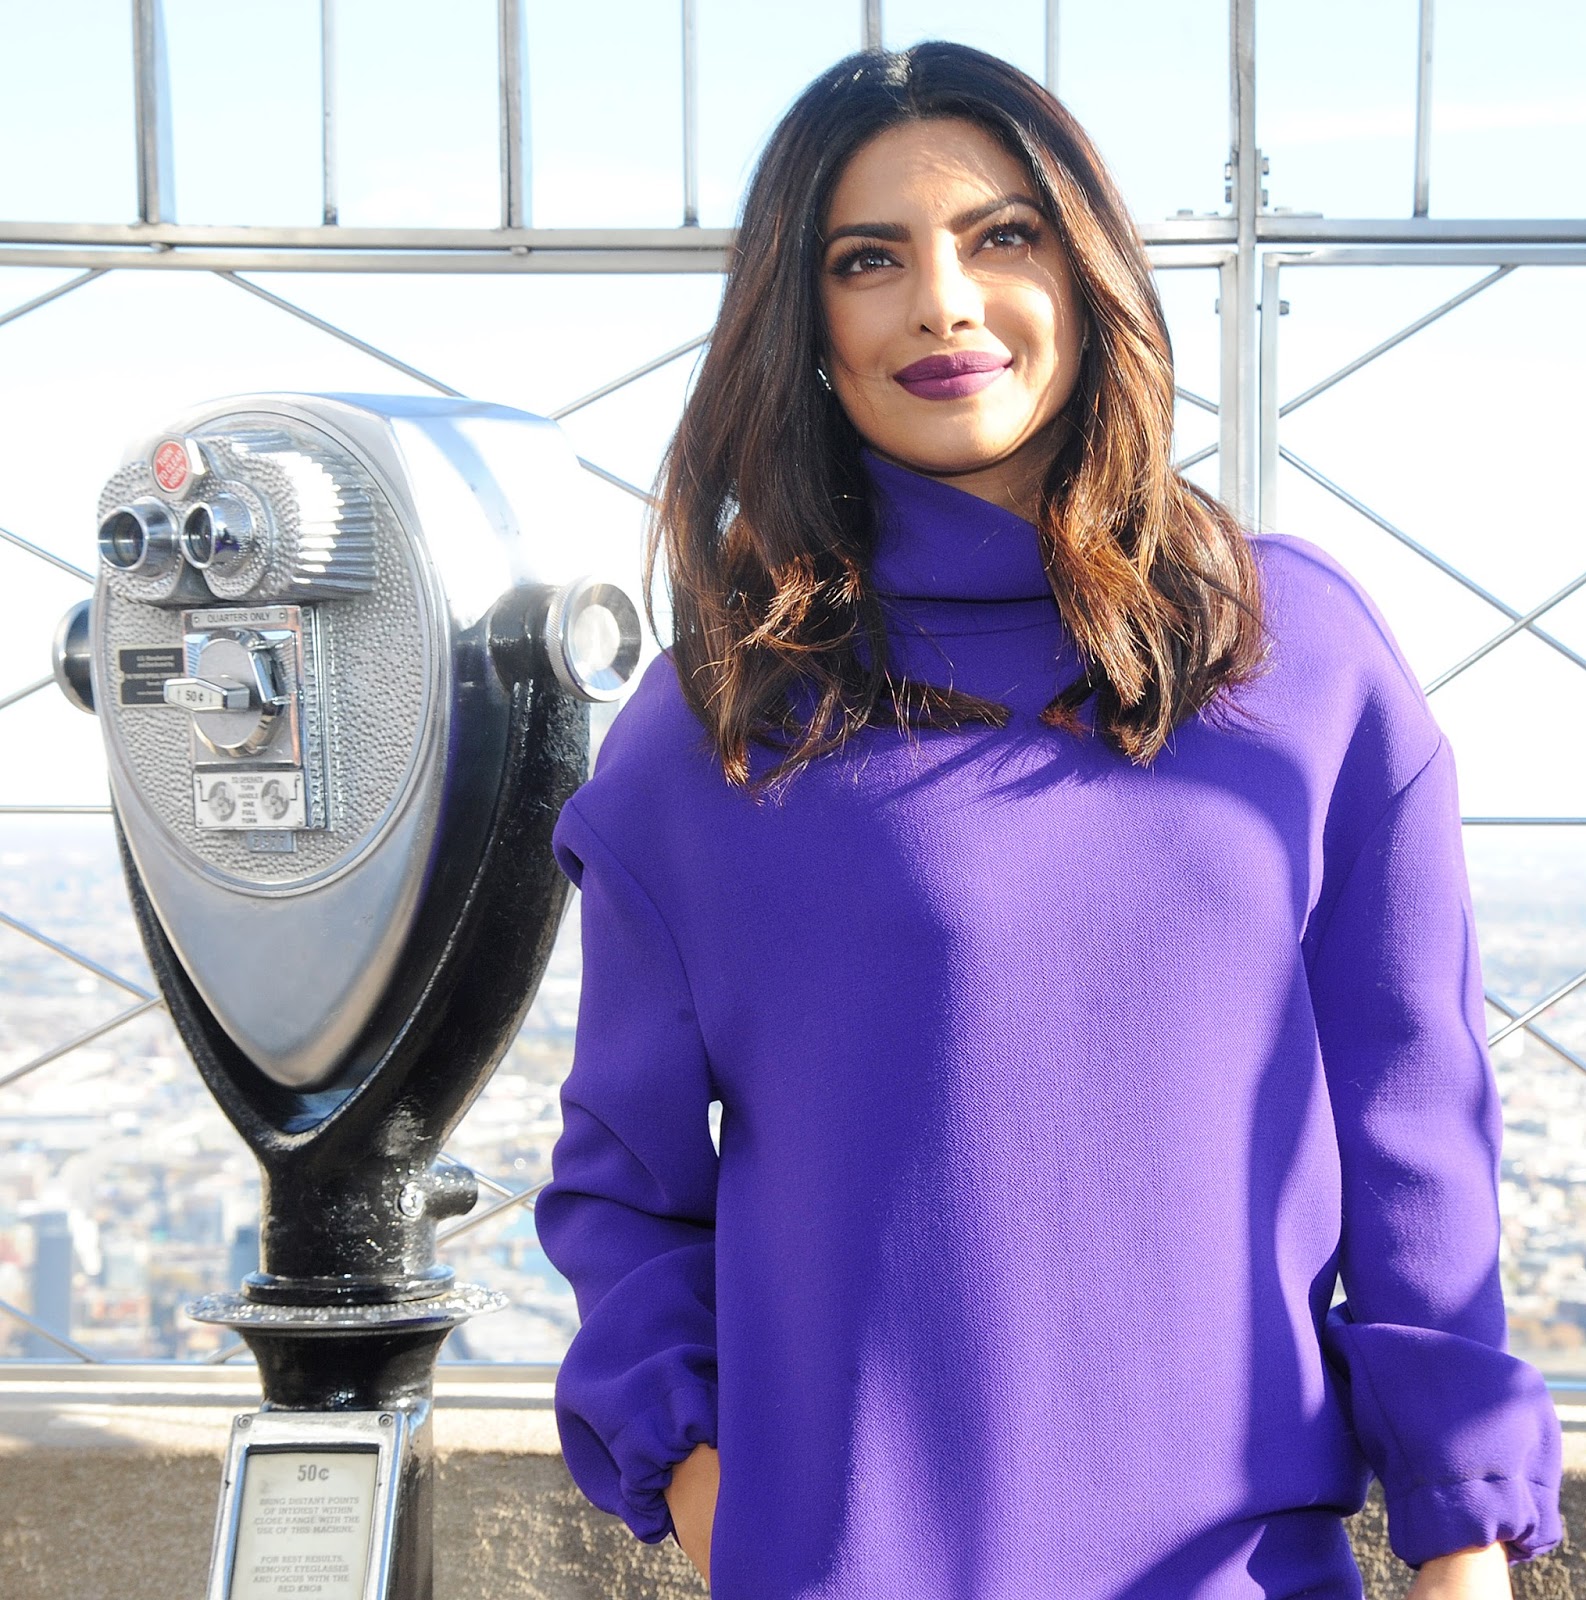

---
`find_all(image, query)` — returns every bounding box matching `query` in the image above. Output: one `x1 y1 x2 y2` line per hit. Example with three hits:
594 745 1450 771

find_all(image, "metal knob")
180 631 287 756
543 575 643 701
162 677 255 713
51 599 94 714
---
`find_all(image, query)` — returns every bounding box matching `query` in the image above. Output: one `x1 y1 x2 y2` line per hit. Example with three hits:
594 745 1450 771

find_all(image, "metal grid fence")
2 0 1584 1366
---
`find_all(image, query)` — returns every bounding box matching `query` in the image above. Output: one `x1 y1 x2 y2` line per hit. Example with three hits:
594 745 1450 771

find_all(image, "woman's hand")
1405 1542 1512 1599
663 1440 720 1587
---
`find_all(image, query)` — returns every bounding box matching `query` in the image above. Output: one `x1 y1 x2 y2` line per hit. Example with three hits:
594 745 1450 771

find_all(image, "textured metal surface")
95 449 428 891
190 1286 505 1332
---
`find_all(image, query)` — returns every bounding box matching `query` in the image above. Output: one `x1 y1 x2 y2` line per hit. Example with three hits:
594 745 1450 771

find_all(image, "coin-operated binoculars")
53 394 641 1600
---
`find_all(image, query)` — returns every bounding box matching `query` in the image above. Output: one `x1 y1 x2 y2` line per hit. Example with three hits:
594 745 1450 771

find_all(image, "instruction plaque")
207 1412 403 1600
231 1448 377 1597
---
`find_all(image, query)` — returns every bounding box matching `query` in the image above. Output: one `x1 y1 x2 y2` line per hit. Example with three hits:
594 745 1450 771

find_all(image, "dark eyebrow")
821 192 1045 249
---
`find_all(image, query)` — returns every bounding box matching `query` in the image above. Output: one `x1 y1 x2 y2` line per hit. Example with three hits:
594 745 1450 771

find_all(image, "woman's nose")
911 238 983 336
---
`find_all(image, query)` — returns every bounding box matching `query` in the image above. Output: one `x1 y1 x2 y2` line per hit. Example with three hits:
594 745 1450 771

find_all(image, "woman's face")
818 116 1086 518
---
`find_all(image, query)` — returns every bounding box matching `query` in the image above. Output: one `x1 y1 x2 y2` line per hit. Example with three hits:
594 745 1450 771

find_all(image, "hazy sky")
0 0 1583 816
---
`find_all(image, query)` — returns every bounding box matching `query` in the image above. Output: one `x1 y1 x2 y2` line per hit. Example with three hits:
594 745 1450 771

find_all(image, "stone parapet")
1 1367 1581 1598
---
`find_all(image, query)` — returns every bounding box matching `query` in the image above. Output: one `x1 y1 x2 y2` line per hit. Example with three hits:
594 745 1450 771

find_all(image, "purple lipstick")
893 349 1011 400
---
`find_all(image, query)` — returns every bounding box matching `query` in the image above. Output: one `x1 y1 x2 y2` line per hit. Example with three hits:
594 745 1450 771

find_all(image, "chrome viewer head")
58 393 641 1092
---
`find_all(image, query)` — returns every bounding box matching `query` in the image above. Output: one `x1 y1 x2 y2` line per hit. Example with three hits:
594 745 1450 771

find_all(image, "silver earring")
816 364 833 393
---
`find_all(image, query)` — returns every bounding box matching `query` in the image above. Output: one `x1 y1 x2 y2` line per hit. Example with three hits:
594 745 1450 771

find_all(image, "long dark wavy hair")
645 40 1266 799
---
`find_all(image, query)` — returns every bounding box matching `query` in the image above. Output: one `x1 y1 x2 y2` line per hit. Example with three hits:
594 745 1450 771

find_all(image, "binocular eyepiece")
97 491 266 602
98 493 251 570
176 494 254 576
97 498 175 572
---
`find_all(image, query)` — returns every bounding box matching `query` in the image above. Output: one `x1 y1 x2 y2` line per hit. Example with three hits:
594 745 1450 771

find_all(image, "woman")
533 41 1562 1600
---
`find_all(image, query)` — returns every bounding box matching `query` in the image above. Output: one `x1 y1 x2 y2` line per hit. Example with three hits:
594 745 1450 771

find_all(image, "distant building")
227 1223 260 1292
24 1210 73 1359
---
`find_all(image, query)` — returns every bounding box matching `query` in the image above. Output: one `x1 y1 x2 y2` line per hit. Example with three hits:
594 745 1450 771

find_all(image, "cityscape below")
2 743 1584 1376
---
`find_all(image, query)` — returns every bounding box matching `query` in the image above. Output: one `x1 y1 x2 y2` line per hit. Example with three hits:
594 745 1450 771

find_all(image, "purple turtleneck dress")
533 450 1563 1599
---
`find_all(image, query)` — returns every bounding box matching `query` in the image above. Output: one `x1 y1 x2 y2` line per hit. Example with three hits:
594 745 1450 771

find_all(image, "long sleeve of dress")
1304 733 1564 1569
532 793 720 1546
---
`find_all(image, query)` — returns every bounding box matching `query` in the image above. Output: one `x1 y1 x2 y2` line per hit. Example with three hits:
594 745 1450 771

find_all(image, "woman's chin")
865 433 1047 484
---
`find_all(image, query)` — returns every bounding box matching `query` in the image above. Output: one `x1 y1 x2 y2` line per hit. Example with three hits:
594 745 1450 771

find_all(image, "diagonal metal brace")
551 333 709 421
0 268 109 332
0 908 157 1000
1279 448 1586 676
0 997 165 1093
1279 266 1515 418
0 1293 100 1361
216 271 464 396
1488 966 1586 1051
0 524 93 585
1425 567 1586 695
1486 989 1586 1078
0 675 55 715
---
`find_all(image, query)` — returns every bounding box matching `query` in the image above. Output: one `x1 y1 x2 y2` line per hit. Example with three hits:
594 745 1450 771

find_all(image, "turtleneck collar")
861 447 1055 602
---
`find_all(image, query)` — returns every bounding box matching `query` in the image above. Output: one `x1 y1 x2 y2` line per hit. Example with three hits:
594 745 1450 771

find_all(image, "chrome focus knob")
543 575 643 702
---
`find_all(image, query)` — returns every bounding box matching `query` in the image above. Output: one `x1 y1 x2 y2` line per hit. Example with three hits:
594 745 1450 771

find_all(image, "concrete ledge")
2 1369 1583 1598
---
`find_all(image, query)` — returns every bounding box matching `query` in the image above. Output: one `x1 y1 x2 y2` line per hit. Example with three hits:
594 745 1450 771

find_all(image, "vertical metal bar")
1258 254 1283 531
863 0 883 51
131 0 174 224
498 0 527 230
1217 255 1240 505
681 0 699 227
1223 0 1259 522
1044 0 1059 94
321 0 338 226
1413 0 1435 217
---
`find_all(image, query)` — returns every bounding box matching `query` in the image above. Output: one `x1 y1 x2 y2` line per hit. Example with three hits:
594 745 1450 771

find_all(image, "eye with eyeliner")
826 215 1045 278
827 241 896 277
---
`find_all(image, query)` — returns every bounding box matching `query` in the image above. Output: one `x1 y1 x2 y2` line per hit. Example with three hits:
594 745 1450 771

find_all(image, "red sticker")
152 439 190 494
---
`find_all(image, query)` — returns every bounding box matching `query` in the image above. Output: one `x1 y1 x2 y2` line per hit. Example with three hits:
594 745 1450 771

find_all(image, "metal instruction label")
227 1448 378 1600
196 605 301 629
120 677 174 707
193 770 307 831
118 645 183 709
119 646 184 677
